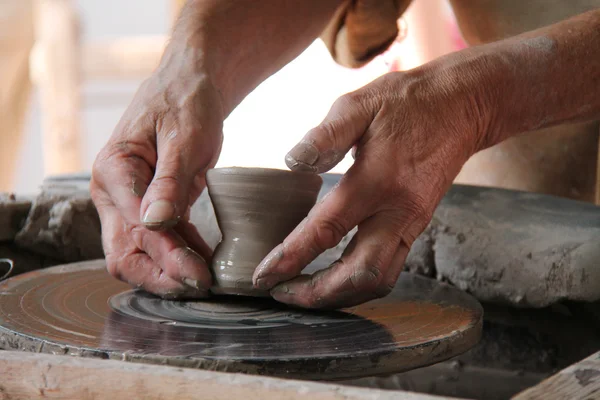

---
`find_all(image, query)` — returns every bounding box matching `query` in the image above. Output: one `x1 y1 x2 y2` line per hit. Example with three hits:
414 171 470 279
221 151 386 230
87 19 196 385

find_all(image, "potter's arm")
170 0 344 116
446 8 600 150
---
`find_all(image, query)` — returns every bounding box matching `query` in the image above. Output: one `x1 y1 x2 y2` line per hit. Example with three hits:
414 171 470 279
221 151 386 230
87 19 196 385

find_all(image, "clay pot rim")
207 166 323 181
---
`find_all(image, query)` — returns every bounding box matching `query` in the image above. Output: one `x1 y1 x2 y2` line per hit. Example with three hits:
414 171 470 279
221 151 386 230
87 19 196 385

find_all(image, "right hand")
90 52 225 299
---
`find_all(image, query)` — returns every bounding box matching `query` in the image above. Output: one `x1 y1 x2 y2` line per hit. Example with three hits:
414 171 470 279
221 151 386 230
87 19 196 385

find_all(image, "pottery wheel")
0 260 482 380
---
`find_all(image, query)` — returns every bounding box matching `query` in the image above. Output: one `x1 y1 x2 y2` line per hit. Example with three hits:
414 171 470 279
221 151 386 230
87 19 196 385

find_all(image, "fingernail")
162 292 181 300
285 141 319 172
255 275 283 290
253 245 284 281
143 200 178 230
271 284 292 295
183 278 203 290
180 247 211 288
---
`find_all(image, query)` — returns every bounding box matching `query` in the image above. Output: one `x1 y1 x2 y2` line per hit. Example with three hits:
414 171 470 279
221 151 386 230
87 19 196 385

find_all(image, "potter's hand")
251 9 600 308
90 49 223 298
252 70 483 308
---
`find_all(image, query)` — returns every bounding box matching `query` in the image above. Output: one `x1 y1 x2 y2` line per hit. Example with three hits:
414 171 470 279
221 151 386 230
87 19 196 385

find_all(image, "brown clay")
205 167 322 297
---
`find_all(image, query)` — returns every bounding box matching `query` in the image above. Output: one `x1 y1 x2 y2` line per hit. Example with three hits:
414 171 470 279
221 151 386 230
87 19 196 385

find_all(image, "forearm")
165 0 343 116
420 9 600 152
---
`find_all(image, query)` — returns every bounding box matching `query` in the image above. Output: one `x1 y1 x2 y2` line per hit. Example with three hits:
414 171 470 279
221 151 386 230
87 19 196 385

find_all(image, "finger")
91 139 156 225
112 252 207 299
97 201 206 298
140 108 223 231
285 91 376 173
252 166 380 290
173 220 214 262
385 242 411 289
268 212 408 308
131 225 213 292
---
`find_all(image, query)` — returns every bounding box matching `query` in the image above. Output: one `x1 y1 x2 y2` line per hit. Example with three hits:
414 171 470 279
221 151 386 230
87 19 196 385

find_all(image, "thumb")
141 113 223 230
285 93 376 173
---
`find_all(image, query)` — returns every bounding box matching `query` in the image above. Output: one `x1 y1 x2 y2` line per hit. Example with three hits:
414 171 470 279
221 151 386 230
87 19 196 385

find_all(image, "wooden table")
0 350 598 399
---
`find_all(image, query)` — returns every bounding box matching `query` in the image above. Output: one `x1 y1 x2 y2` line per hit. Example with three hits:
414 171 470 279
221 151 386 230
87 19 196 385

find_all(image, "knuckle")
152 173 181 186
316 121 338 150
392 187 432 220
336 89 377 118
107 140 153 164
408 194 433 221
400 192 433 246
333 93 353 110
149 173 183 197
349 264 384 293
105 140 133 159
333 92 366 119
92 140 148 178
337 91 362 107
312 217 349 253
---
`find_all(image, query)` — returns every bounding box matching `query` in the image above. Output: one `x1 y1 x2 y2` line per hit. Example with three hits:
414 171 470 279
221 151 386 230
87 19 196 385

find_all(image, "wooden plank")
0 1 34 192
0 351 462 400
513 351 600 399
31 0 82 176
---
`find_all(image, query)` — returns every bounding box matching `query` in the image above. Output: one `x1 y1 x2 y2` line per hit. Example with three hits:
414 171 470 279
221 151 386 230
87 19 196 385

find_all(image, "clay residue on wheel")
0 260 482 380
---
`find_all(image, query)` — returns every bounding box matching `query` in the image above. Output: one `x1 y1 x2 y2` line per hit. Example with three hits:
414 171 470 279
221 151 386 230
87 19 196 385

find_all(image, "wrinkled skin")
251 71 481 308
90 2 599 308
90 55 224 298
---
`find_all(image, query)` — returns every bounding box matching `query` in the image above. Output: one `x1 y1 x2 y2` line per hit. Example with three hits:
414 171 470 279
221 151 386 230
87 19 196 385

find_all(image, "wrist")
414 49 502 157
155 32 232 116
161 0 344 118
417 9 600 156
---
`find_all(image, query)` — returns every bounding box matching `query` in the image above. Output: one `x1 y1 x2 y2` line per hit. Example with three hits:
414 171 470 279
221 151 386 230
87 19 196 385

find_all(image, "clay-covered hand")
90 48 224 299
252 70 486 308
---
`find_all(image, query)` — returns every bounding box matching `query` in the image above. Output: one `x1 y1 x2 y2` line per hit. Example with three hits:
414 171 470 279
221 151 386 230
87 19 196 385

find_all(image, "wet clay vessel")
205 167 323 297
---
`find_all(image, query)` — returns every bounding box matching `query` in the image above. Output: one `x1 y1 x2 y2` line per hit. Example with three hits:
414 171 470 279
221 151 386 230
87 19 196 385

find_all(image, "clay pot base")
210 286 270 297
0 260 482 381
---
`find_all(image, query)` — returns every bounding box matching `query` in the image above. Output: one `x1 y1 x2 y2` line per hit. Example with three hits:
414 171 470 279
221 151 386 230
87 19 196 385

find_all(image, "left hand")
252 69 489 308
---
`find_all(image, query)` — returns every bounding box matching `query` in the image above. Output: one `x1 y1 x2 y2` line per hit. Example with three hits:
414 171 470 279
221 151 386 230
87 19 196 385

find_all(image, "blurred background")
1 0 466 195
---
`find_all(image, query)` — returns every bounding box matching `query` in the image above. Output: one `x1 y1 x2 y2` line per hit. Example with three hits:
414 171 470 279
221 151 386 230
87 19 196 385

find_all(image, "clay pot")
205 167 323 297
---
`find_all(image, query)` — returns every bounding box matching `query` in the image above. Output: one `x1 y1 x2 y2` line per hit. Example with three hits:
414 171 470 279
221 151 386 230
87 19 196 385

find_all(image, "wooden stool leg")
0 1 35 191
31 0 82 177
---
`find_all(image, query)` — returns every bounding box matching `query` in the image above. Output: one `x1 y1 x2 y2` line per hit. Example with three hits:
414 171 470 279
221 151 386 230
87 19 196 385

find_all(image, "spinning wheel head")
0 260 482 380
